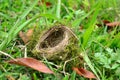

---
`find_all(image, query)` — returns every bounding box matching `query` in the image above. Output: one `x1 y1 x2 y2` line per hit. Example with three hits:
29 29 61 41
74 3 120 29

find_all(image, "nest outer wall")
32 25 79 60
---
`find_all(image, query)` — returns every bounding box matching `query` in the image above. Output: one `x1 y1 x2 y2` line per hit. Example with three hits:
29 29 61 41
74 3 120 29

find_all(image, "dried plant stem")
63 56 80 75
0 51 16 61
0 65 7 72
17 45 27 58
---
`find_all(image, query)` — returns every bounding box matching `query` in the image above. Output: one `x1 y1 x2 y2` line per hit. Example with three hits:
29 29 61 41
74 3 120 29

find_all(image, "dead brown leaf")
45 2 52 7
106 22 120 27
19 29 33 44
19 31 29 43
103 20 110 25
26 29 33 38
103 20 120 27
73 67 96 79
7 57 54 74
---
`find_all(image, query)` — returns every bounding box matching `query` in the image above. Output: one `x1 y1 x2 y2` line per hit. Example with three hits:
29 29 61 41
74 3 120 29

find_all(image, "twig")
17 45 27 58
24 46 27 58
63 56 79 75
0 51 16 61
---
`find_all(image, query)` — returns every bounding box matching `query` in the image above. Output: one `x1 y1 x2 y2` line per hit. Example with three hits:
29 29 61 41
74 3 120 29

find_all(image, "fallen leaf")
106 22 120 27
73 67 96 79
96 20 110 27
19 31 29 43
26 29 33 39
7 58 54 74
45 2 52 7
103 20 110 24
103 20 120 27
19 29 33 44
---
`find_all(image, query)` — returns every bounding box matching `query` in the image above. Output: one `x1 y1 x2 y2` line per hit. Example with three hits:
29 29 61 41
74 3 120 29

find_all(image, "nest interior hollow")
40 28 65 48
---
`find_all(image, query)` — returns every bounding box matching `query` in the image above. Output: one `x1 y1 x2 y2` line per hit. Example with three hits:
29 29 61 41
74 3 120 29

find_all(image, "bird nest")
32 26 78 60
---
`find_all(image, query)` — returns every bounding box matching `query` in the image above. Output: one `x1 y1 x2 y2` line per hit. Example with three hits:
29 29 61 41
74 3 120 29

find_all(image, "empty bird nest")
32 25 79 60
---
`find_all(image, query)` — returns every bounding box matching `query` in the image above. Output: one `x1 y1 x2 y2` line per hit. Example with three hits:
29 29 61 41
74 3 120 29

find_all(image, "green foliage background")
0 0 120 80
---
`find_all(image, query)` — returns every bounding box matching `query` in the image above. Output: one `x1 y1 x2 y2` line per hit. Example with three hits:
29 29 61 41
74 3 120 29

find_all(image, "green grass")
0 0 120 80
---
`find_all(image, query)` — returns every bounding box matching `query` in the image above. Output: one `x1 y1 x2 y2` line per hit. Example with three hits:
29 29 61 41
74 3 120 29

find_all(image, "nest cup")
33 26 78 60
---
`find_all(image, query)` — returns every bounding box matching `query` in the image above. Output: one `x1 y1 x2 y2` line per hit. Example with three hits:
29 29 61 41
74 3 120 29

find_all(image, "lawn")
0 0 120 80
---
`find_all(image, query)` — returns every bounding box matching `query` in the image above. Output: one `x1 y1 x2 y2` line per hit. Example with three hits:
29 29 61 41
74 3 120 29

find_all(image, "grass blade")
82 8 99 47
56 0 61 18
0 0 38 50
8 0 38 35
84 52 100 80
0 13 58 50
72 9 94 27
108 32 120 48
82 47 100 80
63 75 69 80
0 12 11 20
70 71 76 80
